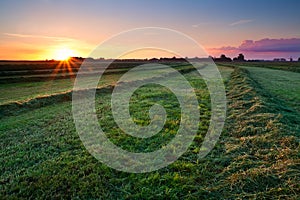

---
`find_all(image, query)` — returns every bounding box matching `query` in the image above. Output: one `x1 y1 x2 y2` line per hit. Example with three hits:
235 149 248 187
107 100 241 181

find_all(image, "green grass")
1 62 299 199
0 69 214 199
209 67 300 198
0 62 206 105
1 63 220 118
0 73 123 105
220 61 300 73
244 66 300 113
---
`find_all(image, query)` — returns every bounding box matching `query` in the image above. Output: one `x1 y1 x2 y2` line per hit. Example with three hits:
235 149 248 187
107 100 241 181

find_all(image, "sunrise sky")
1 0 300 60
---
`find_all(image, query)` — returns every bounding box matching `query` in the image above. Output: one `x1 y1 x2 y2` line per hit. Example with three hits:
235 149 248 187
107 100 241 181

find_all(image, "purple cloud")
209 38 300 59
239 38 300 52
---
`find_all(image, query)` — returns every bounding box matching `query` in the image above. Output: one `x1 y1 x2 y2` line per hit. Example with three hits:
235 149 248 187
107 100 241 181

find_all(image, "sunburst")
53 47 74 61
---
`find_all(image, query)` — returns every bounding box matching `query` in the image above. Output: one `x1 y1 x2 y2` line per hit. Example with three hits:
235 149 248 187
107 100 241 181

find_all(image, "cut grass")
0 63 231 106
0 73 122 105
0 69 215 199
209 67 300 198
1 63 299 199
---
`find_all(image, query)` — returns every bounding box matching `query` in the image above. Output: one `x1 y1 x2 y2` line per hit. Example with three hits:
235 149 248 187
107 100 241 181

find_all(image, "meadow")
0 60 299 199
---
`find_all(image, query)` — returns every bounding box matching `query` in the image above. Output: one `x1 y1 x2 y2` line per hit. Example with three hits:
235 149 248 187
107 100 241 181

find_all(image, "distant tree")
218 54 232 62
298 57 300 62
149 58 159 62
85 57 95 61
233 53 245 62
220 54 226 59
70 57 84 61
238 53 245 61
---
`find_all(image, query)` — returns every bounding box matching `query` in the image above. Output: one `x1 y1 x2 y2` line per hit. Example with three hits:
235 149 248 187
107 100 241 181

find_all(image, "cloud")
239 38 300 52
208 38 300 59
230 19 253 26
2 32 75 42
192 22 211 28
211 38 300 53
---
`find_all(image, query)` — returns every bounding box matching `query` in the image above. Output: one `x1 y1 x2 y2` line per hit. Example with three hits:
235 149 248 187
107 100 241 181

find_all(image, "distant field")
244 67 300 112
0 61 299 199
221 61 300 73
0 61 231 105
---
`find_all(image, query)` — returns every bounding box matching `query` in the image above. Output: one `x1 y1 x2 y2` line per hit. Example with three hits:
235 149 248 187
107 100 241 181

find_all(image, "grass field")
0 61 299 199
244 67 300 112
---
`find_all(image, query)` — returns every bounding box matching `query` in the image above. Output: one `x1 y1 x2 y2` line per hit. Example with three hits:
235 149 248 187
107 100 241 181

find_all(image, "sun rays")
49 47 80 80
48 57 81 84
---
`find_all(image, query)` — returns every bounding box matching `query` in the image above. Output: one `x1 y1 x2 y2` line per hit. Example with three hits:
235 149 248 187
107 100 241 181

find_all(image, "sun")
54 48 74 61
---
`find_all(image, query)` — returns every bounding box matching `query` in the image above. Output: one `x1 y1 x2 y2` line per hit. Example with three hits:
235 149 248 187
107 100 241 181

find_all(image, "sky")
0 0 300 60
